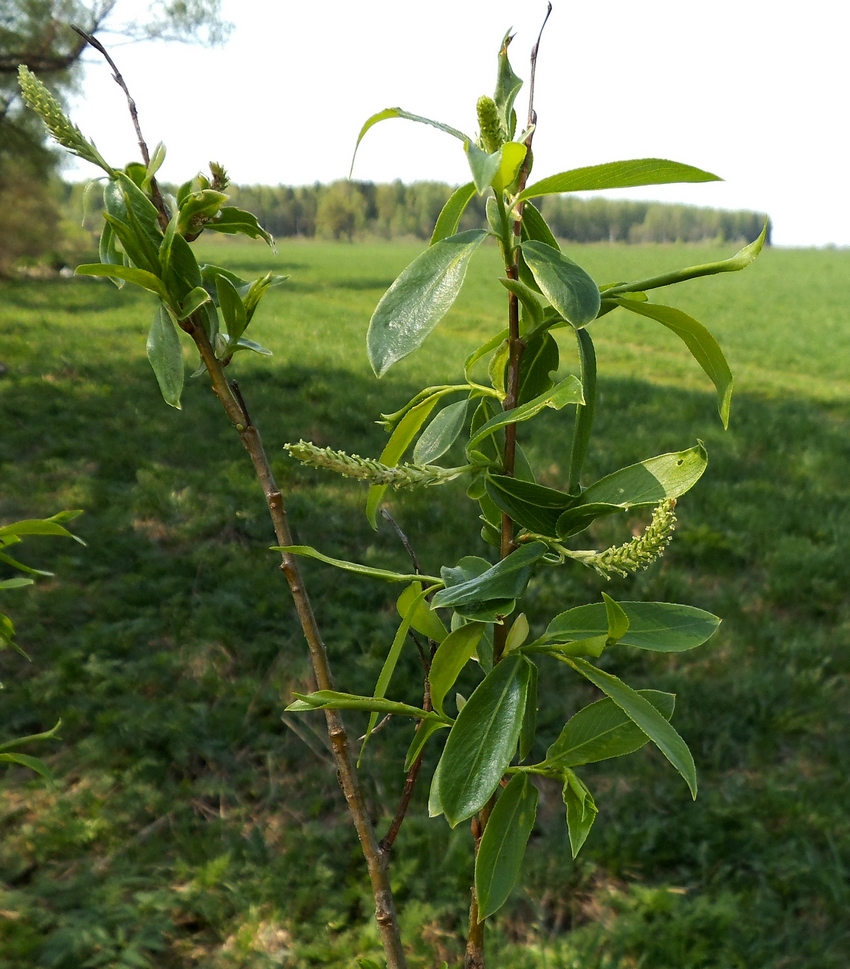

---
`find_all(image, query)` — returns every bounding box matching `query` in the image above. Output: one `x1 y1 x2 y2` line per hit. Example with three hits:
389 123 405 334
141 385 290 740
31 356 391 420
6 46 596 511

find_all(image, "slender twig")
70 25 170 230
381 507 422 575
526 3 553 129
380 748 425 853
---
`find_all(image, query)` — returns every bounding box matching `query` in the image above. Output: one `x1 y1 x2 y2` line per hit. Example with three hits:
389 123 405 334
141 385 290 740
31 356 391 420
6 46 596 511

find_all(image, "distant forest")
65 179 770 247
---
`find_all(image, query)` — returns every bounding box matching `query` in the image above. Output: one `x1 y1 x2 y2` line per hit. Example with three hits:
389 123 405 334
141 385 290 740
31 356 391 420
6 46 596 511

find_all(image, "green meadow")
1 238 849 968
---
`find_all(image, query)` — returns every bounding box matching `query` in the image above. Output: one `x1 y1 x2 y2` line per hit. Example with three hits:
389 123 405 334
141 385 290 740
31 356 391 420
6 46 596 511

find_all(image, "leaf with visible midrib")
146 306 184 408
367 229 487 376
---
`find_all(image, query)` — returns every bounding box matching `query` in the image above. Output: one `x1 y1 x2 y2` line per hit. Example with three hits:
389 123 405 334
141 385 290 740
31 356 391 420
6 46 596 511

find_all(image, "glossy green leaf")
519 158 721 202
161 222 203 305
97 221 122 282
466 375 583 450
396 582 448 644
499 277 544 331
146 306 184 409
0 752 53 781
430 623 485 717
485 476 572 537
520 241 601 328
516 331 559 405
273 545 441 585
519 659 537 761
520 201 560 251
437 654 531 826
487 339 510 397
286 690 441 721
466 141 503 195
0 515 80 542
177 286 211 321
536 635 608 659
206 206 274 247
475 773 538 918
603 592 630 641
568 328 597 493
562 772 598 857
579 443 708 508
76 263 168 301
555 502 627 539
615 299 733 428
351 107 469 176
241 271 287 322
539 600 720 653
414 398 469 464
215 274 248 342
545 691 675 768
432 543 547 610
404 720 449 772
367 394 441 528
431 182 477 245
492 142 527 194
465 329 509 384
0 577 32 590
494 30 522 138
368 230 488 377
231 336 272 357
567 657 698 797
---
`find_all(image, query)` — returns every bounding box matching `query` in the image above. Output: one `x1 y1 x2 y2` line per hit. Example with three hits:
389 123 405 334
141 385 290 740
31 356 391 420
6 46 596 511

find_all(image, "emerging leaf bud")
477 95 504 154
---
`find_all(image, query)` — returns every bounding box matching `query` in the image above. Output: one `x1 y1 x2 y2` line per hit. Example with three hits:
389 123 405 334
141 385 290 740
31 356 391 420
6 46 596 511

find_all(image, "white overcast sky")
64 0 849 247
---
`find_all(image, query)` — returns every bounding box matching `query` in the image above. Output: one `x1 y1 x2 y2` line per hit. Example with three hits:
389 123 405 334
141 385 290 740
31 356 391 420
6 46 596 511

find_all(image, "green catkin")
585 499 678 578
17 66 113 175
477 95 504 153
285 441 467 489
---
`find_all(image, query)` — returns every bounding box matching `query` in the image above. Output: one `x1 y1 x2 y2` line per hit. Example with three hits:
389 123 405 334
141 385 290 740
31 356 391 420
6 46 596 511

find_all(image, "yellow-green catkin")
17 66 113 175
590 499 678 578
284 442 464 489
477 95 504 153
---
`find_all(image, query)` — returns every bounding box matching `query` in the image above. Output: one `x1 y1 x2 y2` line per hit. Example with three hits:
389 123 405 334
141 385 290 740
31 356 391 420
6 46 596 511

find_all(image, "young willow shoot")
20 17 765 967
283 24 764 969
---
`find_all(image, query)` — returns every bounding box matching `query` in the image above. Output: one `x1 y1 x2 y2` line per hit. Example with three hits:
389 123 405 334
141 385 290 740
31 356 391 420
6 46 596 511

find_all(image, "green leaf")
113 172 163 258
0 719 62 753
0 752 53 781
568 328 597 492
466 141 503 195
499 277 544 332
98 221 123 282
475 773 538 918
230 336 272 357
545 691 675 768
215 274 248 342
351 107 470 175
493 30 523 138
404 720 449 772
0 577 32 590
430 623 485 717
432 543 547 610
519 158 721 202
580 443 708 509
367 230 488 376
396 582 448 644
492 142 527 194
521 201 560 251
146 306 184 409
431 182 478 245
177 286 211 321
285 690 441 721
0 515 81 543
519 659 537 761
177 189 228 235
516 331 559 406
367 393 442 528
520 242 601 328
566 658 698 797
272 545 441 585
485 475 574 537
487 339 509 397
76 263 168 301
615 299 733 428
414 398 469 464
466 375 583 450
206 206 274 247
562 772 598 857
437 654 532 826
538 601 720 653
160 222 203 305
603 592 630 641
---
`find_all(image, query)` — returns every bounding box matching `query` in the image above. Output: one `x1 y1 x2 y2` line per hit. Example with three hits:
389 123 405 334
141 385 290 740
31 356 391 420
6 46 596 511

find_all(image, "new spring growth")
584 499 678 578
285 442 469 489
17 67 113 176
477 95 505 153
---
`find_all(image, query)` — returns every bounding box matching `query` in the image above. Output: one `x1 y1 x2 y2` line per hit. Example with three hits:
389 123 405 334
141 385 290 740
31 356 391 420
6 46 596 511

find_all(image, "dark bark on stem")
182 316 409 969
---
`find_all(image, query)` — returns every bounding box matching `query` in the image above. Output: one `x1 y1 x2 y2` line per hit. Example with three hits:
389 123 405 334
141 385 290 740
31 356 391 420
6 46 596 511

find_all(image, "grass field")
1 237 850 968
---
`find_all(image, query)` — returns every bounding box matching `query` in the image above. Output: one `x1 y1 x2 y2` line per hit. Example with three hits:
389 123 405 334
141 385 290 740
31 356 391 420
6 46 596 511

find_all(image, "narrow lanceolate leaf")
285 691 443 721
520 201 560 251
414 398 469 464
429 623 485 716
437 654 532 826
466 375 583 450
272 545 441 585
432 542 547 610
545 691 675 768
146 306 184 409
579 443 708 508
397 582 448 644
538 601 720 653
206 207 274 247
519 158 720 202
520 242 601 328
216 274 248 342
615 299 733 428
405 720 449 772
494 29 523 137
602 592 630 641
351 107 470 175
562 772 598 857
566 658 698 798
466 142 503 194
0 752 53 782
431 182 477 245
475 774 539 918
76 264 168 301
368 230 488 376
